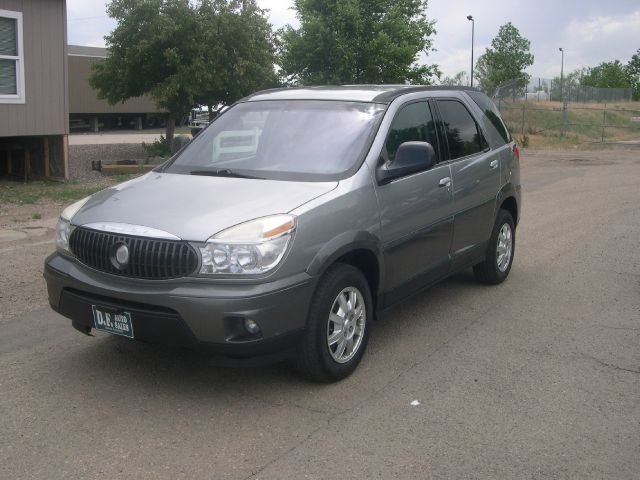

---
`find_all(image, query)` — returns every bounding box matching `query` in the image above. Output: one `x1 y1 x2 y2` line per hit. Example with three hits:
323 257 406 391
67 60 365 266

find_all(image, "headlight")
55 218 73 253
199 215 295 275
56 196 90 253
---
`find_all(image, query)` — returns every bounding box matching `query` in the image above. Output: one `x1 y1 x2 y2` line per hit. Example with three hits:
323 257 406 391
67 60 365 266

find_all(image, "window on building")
0 10 25 103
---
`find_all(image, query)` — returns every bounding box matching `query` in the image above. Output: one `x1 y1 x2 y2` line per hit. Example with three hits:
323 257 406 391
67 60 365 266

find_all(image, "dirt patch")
566 157 615 166
0 200 64 229
0 177 120 323
0 239 53 322
522 147 639 168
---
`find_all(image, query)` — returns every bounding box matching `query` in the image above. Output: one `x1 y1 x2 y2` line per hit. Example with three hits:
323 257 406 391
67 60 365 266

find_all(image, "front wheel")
473 209 515 285
294 264 372 382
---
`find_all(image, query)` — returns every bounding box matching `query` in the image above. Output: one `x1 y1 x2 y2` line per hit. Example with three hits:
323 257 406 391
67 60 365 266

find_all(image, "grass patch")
517 132 618 150
111 173 132 183
0 180 105 205
500 100 640 143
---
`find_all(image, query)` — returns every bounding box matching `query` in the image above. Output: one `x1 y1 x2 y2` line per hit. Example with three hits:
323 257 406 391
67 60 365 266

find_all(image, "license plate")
91 305 135 339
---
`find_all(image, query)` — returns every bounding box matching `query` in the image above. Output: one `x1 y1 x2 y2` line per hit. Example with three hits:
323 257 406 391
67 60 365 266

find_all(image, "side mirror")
377 141 437 185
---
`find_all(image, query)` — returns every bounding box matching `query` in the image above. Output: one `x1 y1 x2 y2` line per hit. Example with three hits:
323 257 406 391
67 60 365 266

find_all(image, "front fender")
305 230 385 289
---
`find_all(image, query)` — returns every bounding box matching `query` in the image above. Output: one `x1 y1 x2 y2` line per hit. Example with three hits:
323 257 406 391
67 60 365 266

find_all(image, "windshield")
164 100 386 181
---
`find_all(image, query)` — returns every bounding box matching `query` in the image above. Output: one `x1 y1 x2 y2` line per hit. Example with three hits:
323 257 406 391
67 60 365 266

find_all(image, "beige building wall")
68 46 160 115
0 0 68 136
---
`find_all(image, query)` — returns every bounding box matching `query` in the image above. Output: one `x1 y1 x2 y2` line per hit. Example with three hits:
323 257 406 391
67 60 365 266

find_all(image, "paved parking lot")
0 148 639 479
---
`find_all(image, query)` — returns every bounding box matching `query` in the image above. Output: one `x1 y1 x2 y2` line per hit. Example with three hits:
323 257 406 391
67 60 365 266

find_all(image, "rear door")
434 98 500 270
377 100 454 304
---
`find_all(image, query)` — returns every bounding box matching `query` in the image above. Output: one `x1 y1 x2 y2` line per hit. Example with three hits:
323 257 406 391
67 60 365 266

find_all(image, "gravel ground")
69 143 149 182
0 177 117 322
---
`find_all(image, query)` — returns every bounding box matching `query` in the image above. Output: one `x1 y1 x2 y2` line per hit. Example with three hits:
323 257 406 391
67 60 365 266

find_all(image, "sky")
67 0 640 81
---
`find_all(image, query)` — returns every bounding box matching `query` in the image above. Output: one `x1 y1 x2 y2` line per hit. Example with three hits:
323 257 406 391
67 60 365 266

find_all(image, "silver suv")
45 86 521 382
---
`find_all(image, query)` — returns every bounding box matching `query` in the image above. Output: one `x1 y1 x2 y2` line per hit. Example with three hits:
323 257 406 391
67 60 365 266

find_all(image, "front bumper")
44 253 314 357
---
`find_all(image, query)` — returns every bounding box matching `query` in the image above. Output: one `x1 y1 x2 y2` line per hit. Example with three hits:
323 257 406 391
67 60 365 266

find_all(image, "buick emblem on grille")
70 227 199 279
113 243 130 269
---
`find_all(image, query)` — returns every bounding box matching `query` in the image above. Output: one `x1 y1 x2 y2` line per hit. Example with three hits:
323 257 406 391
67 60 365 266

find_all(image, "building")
0 0 68 180
68 45 163 132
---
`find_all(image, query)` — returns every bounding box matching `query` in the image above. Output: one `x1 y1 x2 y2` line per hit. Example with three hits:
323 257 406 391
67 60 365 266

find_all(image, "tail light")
512 143 520 161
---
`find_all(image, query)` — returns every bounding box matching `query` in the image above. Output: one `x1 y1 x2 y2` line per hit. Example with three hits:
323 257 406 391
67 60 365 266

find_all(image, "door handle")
490 160 499 169
439 177 451 188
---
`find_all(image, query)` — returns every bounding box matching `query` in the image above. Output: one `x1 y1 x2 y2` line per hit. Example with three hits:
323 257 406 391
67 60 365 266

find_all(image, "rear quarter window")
467 91 512 145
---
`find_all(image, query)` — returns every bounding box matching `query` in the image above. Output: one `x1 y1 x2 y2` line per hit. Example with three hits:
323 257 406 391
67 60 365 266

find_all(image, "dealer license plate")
91 305 135 339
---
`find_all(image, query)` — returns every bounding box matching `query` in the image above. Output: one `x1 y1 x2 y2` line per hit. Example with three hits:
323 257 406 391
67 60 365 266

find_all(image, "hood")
71 172 338 241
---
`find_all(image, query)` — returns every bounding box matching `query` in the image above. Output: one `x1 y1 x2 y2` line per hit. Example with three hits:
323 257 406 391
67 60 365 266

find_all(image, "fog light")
244 318 261 335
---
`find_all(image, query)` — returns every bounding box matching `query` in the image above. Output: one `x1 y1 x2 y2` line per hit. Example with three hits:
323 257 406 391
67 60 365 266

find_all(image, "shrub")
142 135 170 158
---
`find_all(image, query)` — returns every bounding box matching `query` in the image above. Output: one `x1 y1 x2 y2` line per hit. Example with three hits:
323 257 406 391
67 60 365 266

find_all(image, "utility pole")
467 16 475 88
559 47 564 101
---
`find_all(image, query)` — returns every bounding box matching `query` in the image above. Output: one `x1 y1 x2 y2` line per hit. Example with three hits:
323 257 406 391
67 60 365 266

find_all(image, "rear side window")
385 101 439 162
467 91 511 144
436 100 487 160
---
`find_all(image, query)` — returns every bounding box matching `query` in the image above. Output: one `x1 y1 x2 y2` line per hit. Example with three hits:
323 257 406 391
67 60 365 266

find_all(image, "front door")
377 100 454 305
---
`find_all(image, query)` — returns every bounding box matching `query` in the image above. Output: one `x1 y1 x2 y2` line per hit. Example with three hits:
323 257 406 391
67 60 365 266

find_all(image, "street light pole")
467 15 474 87
559 47 567 137
559 47 564 101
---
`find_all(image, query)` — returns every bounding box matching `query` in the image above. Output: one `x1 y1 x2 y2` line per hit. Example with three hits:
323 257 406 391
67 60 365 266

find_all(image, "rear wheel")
294 264 372 382
473 209 515 284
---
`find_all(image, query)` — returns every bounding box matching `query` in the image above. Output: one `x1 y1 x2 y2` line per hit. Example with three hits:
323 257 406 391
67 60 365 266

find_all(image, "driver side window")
385 101 439 162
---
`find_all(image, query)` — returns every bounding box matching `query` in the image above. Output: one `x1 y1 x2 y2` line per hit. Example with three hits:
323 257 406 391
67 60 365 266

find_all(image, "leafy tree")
91 0 277 145
277 0 440 85
439 71 467 86
549 68 586 101
90 0 203 145
625 48 640 100
475 22 534 95
581 60 631 89
196 0 278 116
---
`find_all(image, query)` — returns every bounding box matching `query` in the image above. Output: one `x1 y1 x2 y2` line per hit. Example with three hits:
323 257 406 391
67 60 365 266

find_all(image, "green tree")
624 49 640 100
196 0 278 116
549 68 586 101
475 22 534 95
90 0 277 145
439 71 467 86
90 0 203 145
277 0 440 85
581 60 631 89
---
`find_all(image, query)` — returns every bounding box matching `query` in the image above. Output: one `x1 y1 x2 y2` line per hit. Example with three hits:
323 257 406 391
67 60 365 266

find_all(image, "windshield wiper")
189 169 264 180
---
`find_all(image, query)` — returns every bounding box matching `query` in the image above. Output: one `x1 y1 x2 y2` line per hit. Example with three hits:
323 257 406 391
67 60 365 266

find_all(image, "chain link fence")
493 78 640 144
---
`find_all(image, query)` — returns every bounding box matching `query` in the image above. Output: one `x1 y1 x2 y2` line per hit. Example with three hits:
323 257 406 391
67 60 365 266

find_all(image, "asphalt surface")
1 149 639 479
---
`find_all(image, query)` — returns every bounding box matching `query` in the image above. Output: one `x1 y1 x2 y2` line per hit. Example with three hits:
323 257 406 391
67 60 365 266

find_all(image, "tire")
294 263 372 382
473 209 515 285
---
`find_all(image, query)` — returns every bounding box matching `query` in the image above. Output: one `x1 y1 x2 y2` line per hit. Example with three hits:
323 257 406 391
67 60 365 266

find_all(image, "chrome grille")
69 227 198 279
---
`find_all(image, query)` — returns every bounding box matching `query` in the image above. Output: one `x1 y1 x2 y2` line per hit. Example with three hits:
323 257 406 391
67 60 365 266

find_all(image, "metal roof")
244 85 480 104
67 45 108 58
